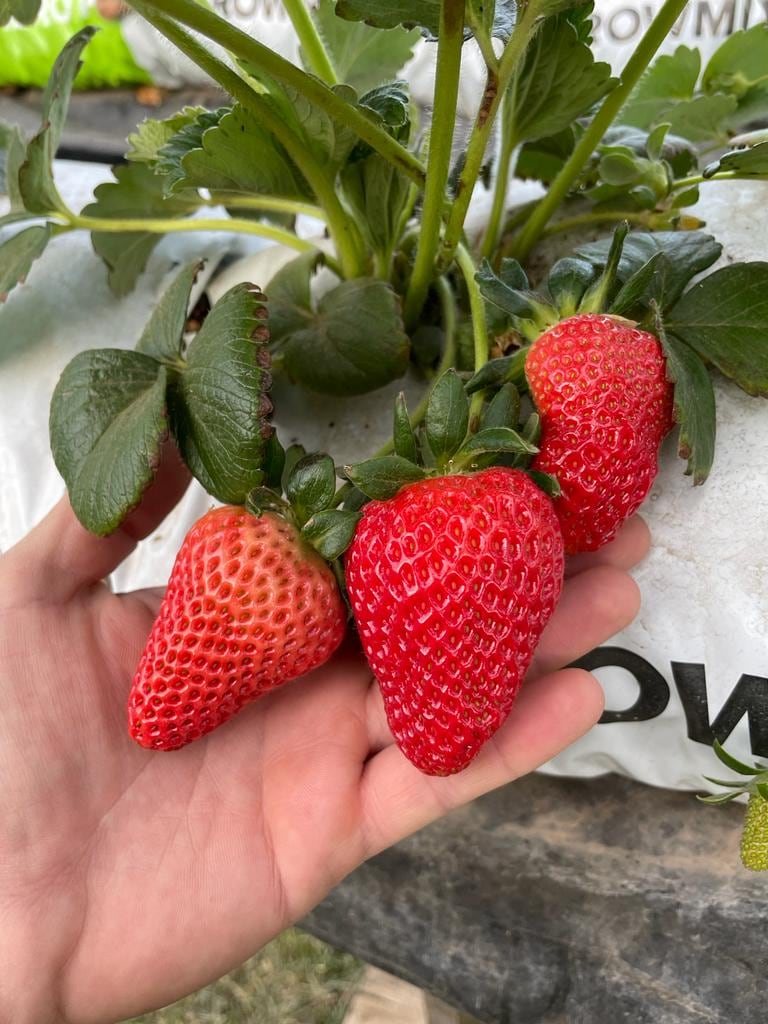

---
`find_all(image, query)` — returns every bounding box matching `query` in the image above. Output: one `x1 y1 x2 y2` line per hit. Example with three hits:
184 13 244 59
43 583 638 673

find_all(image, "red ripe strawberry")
526 313 674 553
345 468 564 776
129 506 347 751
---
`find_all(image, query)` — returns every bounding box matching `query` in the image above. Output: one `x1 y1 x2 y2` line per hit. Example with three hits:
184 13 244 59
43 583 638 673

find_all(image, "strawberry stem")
455 243 490 429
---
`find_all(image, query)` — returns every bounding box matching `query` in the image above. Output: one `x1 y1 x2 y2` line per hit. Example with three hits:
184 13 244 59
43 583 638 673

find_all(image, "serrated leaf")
136 261 203 362
457 426 537 461
506 14 616 145
667 263 768 398
703 24 768 96
83 163 200 297
712 739 761 776
302 508 360 560
126 107 209 164
0 224 51 302
312 0 419 92
575 231 722 312
335 0 514 38
286 453 337 522
704 141 768 179
18 27 95 214
425 369 469 466
271 272 409 396
482 382 520 430
162 103 311 200
466 349 529 394
344 455 425 500
393 392 419 463
662 93 738 144
0 0 41 25
258 80 358 173
621 46 700 129
169 284 273 503
49 351 168 535
655 316 715 485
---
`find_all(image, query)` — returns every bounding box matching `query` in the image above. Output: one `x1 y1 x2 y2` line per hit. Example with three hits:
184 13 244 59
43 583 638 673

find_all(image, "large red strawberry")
129 506 347 750
345 468 564 776
526 313 674 553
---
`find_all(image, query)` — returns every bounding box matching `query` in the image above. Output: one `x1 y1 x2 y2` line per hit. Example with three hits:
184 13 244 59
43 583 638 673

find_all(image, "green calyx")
344 367 540 503
245 443 360 564
698 739 768 871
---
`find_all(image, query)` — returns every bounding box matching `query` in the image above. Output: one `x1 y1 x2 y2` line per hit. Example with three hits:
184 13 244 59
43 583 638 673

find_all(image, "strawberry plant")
2 2 768 838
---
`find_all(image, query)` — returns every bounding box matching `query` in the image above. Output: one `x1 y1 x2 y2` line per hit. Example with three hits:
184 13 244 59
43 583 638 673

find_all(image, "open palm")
0 467 648 1024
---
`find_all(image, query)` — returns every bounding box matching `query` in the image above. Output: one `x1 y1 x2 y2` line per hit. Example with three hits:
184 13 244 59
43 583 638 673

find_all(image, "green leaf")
516 127 576 183
529 470 561 498
169 283 273 503
713 738 761 776
393 392 419 464
344 455 426 500
262 432 286 491
125 106 210 164
703 24 768 98
609 252 666 317
160 103 311 200
667 263 768 398
136 260 203 362
425 369 469 466
286 453 338 521
334 0 517 37
575 231 722 311
0 0 40 25
662 93 738 143
476 260 544 321
282 443 308 492
456 426 537 461
506 14 616 144
244 487 290 518
18 27 95 214
465 349 529 394
258 80 357 173
704 141 768 179
697 790 743 805
0 123 26 211
0 224 51 302
49 351 168 535
302 508 361 561
83 163 200 297
621 46 700 129
655 315 715 485
482 382 520 430
312 0 419 92
546 256 597 315
270 270 409 396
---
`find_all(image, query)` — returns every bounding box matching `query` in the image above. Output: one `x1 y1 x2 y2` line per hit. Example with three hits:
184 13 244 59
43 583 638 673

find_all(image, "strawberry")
129 506 347 751
526 313 674 553
345 468 564 776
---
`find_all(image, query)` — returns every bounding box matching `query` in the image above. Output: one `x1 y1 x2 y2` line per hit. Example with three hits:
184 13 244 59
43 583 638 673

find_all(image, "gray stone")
303 773 766 1024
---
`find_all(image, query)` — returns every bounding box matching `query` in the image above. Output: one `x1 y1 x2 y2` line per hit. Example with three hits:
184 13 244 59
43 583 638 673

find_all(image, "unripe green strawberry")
129 506 347 750
526 313 674 553
741 793 768 871
345 468 564 776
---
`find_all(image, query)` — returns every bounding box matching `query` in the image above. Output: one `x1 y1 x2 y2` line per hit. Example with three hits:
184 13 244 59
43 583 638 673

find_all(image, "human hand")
0 460 648 1024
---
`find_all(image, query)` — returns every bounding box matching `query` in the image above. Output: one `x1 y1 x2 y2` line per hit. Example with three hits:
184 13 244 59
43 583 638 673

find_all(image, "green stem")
479 91 517 260
282 0 338 83
403 0 466 329
541 209 651 237
438 1 541 272
510 0 693 262
67 213 342 273
455 243 489 427
672 170 768 189
206 193 326 221
132 3 363 277
135 0 426 187
131 3 364 278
